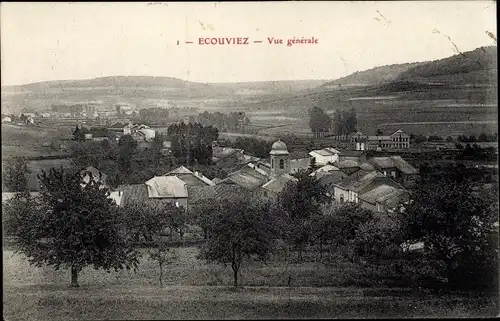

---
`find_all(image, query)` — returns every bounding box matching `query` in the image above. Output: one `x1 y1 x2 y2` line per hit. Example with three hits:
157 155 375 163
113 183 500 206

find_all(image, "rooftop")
310 164 341 177
369 156 418 174
145 176 188 198
359 184 408 208
262 173 297 194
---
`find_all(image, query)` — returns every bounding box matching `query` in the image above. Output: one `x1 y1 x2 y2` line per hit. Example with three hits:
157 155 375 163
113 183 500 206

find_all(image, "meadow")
3 247 498 320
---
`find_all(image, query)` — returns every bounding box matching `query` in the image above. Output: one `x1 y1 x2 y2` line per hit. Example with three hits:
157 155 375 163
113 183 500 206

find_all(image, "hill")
1 76 210 93
321 63 423 87
396 46 497 85
0 76 331 115
322 46 497 88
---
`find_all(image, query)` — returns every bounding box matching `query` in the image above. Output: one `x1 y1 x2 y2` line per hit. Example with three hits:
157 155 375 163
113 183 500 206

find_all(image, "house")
335 157 361 175
358 184 409 212
332 170 383 203
80 166 108 188
118 167 218 212
367 156 419 188
164 166 215 187
351 129 410 150
124 123 156 141
260 173 297 202
309 147 341 165
212 147 258 168
310 164 341 178
118 181 187 211
329 165 409 212
289 150 312 174
213 182 253 200
317 171 347 198
20 113 36 124
218 163 270 196
145 176 189 209
2 116 12 123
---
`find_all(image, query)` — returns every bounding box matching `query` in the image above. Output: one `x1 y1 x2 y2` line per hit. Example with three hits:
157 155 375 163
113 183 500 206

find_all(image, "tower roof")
270 139 289 155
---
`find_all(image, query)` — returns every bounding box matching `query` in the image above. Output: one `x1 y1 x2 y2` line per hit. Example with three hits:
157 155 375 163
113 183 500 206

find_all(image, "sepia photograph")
1 1 498 319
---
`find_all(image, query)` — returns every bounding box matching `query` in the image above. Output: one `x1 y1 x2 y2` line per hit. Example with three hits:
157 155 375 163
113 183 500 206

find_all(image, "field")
243 95 498 138
3 247 498 320
1 123 72 159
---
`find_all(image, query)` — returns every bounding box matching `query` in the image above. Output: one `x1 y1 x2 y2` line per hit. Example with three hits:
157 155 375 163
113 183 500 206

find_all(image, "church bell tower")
270 139 290 178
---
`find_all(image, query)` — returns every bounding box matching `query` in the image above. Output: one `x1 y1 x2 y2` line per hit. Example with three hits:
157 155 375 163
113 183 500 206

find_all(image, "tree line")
197 111 250 133
309 106 357 138
167 122 219 165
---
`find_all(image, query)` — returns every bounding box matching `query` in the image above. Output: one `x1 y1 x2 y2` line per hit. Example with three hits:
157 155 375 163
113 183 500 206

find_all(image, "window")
279 159 284 169
271 159 274 168
175 201 180 208
339 195 344 203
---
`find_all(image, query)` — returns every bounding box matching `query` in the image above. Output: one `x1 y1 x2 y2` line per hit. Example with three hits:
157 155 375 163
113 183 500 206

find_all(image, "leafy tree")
445 136 454 142
190 202 216 239
402 172 498 289
3 168 139 287
199 198 278 287
122 202 178 243
148 240 178 286
117 135 138 171
322 202 373 254
229 137 273 158
354 212 404 263
310 212 339 260
281 169 330 220
279 170 330 260
2 157 29 192
343 107 358 135
167 122 218 165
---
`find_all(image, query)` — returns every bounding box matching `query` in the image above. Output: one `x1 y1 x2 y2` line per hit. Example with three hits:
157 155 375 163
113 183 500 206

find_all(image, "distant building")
367 156 419 188
123 123 156 141
309 147 341 165
2 116 12 123
351 129 410 151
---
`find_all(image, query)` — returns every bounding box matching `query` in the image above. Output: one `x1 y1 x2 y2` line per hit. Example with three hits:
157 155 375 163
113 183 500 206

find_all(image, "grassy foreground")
3 248 499 320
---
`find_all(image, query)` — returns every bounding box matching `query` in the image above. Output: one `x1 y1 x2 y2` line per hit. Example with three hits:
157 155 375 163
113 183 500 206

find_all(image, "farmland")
3 248 498 320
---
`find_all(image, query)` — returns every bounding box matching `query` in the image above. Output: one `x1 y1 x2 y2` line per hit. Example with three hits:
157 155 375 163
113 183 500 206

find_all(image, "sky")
1 1 497 86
